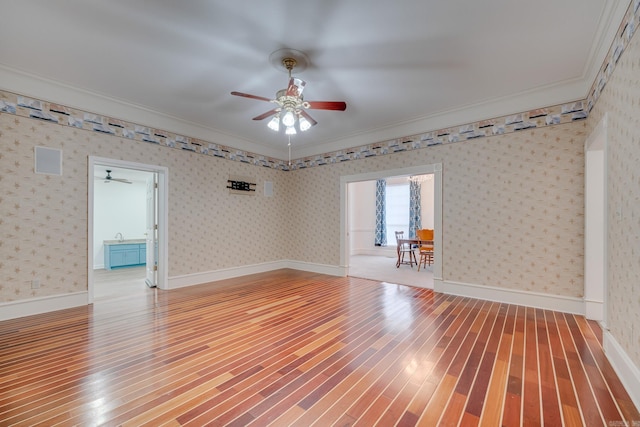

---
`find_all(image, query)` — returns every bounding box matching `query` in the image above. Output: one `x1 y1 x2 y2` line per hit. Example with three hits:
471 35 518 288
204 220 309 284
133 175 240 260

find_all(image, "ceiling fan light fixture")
267 115 280 131
231 49 346 139
298 115 312 131
282 110 296 127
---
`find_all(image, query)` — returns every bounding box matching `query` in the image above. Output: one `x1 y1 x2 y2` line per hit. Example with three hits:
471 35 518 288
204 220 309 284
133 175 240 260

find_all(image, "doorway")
347 175 434 288
88 157 168 303
340 164 443 289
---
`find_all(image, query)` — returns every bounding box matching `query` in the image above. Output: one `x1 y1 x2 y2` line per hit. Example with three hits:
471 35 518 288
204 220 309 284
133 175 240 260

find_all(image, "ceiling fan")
102 170 132 184
231 56 346 135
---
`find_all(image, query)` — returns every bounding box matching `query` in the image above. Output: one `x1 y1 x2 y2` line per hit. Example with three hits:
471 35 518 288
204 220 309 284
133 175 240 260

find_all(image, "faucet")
115 232 124 242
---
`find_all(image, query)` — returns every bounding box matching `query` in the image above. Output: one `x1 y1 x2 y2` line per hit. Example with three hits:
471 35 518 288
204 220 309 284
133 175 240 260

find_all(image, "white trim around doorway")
340 163 444 287
88 157 169 303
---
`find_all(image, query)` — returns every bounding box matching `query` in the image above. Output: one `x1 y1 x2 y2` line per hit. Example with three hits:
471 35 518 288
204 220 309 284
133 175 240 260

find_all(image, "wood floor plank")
352 296 475 424
343 294 455 425
565 313 635 425
416 300 493 425
501 305 526 426
522 307 542 427
465 303 508 422
245 290 436 426
556 311 605 426
478 304 516 426
545 310 581 426
0 269 637 426
536 308 563 426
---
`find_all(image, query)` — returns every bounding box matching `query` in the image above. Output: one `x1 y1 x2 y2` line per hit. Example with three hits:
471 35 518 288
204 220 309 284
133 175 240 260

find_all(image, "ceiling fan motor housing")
282 57 297 72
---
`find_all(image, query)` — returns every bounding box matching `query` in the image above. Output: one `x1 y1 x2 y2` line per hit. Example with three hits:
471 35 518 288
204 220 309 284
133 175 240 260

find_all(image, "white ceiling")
0 1 630 159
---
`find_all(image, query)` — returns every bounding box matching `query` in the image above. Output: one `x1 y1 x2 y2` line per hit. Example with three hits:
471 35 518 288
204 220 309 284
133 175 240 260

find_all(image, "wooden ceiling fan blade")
306 101 347 111
252 109 279 121
299 110 317 127
231 91 272 102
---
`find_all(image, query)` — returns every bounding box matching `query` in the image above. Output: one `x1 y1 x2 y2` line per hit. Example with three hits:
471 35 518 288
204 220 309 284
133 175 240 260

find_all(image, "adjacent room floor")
93 266 148 301
349 254 433 289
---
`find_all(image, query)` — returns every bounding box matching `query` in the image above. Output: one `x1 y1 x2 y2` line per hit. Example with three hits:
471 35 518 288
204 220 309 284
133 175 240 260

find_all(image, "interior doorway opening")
340 164 443 289
88 157 168 303
347 174 435 288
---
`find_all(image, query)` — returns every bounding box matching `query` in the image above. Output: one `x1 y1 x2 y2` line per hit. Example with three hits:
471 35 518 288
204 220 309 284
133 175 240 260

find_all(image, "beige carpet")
348 254 433 289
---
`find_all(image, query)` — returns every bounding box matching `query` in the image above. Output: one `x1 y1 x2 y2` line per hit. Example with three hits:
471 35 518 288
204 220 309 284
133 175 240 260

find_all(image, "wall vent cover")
35 146 62 175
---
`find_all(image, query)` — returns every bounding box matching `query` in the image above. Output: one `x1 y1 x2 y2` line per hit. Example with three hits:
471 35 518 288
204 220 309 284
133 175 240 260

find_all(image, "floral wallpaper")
287 122 586 298
587 9 640 369
0 115 288 302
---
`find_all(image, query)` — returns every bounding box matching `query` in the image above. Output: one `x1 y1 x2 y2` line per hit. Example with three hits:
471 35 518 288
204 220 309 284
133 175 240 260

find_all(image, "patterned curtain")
374 179 387 246
409 180 422 238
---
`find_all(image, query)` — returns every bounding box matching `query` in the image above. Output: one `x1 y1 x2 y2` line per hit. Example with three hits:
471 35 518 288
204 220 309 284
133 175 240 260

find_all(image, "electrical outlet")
31 279 40 289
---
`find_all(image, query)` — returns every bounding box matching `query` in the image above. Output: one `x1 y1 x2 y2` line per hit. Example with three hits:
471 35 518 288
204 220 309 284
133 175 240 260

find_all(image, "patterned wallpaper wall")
0 115 288 302
288 122 587 298
586 18 640 369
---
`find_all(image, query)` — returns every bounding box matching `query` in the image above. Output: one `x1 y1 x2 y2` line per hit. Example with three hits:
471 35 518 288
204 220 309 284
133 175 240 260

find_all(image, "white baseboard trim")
0 262 344 320
435 280 585 314
584 298 604 321
168 261 288 289
351 248 396 257
604 329 640 410
168 260 345 289
0 292 88 321
285 260 346 277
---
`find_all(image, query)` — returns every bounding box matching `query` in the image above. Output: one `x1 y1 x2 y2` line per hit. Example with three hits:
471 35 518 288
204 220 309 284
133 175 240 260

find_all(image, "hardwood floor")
0 269 638 426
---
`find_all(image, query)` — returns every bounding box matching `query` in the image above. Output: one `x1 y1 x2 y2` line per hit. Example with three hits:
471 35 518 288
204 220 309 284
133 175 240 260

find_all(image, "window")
385 182 410 238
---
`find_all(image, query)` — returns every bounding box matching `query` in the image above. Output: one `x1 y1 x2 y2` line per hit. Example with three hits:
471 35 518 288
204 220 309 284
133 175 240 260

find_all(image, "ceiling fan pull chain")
288 135 292 167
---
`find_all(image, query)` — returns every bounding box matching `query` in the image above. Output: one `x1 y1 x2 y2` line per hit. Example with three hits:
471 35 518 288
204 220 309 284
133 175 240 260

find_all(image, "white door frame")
145 173 158 288
340 163 444 285
88 156 169 302
584 113 608 323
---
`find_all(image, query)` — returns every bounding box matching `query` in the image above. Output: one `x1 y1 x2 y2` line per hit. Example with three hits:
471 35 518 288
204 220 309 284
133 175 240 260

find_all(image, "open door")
145 173 158 288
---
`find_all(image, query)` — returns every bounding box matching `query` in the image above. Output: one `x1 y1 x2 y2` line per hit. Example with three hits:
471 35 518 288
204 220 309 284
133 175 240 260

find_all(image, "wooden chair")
395 231 416 267
416 228 434 271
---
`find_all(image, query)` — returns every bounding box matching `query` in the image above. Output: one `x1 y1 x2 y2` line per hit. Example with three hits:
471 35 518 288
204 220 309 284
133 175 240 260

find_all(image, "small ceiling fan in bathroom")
102 170 132 184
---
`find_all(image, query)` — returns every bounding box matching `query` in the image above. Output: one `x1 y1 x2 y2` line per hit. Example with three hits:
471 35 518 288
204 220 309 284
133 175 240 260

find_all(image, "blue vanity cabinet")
104 241 146 270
